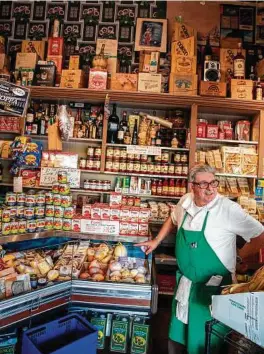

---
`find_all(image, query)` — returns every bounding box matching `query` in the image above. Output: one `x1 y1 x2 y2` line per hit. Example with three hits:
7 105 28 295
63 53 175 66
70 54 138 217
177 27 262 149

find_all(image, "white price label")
40 167 81 188
244 293 261 345
81 219 120 235
13 177 23 193
126 145 161 156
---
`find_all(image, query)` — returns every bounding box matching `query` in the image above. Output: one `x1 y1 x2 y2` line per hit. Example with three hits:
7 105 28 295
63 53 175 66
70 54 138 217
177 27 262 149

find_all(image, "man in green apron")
136 164 264 354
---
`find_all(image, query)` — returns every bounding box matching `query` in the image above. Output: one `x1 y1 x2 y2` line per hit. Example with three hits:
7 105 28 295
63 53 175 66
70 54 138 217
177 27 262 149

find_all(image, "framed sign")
98 22 118 40
28 21 48 39
0 81 30 117
83 23 97 42
0 20 14 38
47 2 67 21
40 167 81 188
12 2 32 22
32 1 46 21
135 18 167 52
0 1 12 20
102 2 115 22
63 22 82 43
67 1 80 22
81 3 101 24
14 21 27 40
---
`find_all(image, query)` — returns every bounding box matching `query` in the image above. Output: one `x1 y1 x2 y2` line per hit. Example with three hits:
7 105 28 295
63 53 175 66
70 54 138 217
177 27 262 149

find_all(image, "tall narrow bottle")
256 78 263 101
233 43 245 79
107 104 119 144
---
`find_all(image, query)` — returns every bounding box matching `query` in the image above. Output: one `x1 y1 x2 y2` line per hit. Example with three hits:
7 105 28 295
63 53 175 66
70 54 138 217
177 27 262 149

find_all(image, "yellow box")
69 55 80 70
231 79 253 100
15 53 38 69
22 40 46 60
171 55 197 74
169 74 198 96
110 73 138 91
61 69 85 79
172 22 196 41
138 73 162 93
171 37 196 57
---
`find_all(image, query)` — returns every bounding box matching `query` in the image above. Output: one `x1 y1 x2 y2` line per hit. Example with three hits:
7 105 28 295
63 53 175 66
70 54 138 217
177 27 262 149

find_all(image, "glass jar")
175 164 183 176
134 154 141 161
174 152 181 163
161 163 169 175
113 147 121 160
140 162 148 173
133 161 140 173
155 163 161 175
90 180 97 190
181 152 188 163
79 158 86 169
112 161 120 172
127 153 134 161
86 158 94 170
120 149 127 161
168 164 175 175
106 147 114 159
154 155 162 162
148 162 155 174
182 163 188 176
94 147 102 158
127 161 134 173
93 158 100 171
105 159 113 172
87 147 94 157
141 154 148 162
120 162 127 172
161 151 169 163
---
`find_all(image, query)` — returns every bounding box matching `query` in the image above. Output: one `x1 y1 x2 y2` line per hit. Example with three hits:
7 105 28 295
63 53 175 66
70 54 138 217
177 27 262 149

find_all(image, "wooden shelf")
30 135 102 143
106 143 189 152
104 171 188 179
215 173 257 179
197 138 258 145
29 87 264 112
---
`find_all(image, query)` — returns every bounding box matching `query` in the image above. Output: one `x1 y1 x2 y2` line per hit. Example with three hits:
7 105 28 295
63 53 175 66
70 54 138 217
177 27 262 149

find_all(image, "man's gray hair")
189 164 216 182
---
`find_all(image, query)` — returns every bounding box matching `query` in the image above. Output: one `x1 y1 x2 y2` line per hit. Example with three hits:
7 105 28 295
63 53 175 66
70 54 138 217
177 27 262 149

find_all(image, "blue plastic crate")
22 314 98 354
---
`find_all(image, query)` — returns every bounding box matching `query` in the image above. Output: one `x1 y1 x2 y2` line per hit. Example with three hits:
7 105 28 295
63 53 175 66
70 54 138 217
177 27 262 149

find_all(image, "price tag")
127 145 148 155
244 293 261 345
40 167 81 188
146 146 162 156
13 177 23 193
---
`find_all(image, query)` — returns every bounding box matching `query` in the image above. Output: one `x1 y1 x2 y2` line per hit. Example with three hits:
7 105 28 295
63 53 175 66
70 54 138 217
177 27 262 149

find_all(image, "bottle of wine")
107 104 119 144
132 118 138 145
233 43 245 79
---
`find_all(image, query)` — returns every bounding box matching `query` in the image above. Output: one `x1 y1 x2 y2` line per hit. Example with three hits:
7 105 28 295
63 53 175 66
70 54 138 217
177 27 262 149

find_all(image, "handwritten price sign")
40 167 81 188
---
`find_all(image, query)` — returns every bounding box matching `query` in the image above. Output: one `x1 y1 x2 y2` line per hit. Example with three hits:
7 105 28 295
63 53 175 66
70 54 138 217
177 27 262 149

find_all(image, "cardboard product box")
15 53 38 69
169 73 198 96
110 73 138 91
171 37 196 57
172 22 196 41
231 79 253 100
139 51 160 73
200 81 227 97
61 69 85 79
22 40 46 60
47 55 63 73
96 39 118 75
0 54 10 70
138 73 162 93
60 80 85 89
88 69 107 90
220 65 233 83
220 37 241 49
220 48 246 69
32 63 56 86
69 55 80 70
47 37 64 56
170 55 197 74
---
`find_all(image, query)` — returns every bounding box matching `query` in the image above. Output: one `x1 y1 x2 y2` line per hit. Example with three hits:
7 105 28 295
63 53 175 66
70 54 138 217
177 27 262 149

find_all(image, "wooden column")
189 103 197 170
257 109 264 178
100 94 110 173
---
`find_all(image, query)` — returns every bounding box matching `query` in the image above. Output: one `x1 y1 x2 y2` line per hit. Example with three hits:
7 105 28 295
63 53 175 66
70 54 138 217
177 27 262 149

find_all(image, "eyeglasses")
192 180 219 189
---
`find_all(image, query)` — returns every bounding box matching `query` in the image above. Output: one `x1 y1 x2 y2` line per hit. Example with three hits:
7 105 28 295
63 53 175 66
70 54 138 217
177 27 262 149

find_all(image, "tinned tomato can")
54 217 63 230
36 219 45 232
35 193 45 206
27 220 36 233
59 183 70 195
10 221 18 235
53 194 61 206
58 170 68 184
52 183 60 194
63 207 74 219
2 222 11 235
45 192 53 205
17 193 25 206
24 207 35 220
35 206 45 219
54 206 64 218
5 193 16 206
18 220 27 234
61 195 72 208
17 206 25 219
45 217 54 230
62 218 72 231
45 205 54 217
25 194 36 207
2 209 11 223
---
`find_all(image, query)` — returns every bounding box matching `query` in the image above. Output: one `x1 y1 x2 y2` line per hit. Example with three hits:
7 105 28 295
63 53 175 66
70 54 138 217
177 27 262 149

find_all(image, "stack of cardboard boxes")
169 22 198 96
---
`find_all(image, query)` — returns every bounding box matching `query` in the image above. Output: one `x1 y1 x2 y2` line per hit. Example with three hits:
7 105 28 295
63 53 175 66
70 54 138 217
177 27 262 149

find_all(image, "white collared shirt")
171 193 264 273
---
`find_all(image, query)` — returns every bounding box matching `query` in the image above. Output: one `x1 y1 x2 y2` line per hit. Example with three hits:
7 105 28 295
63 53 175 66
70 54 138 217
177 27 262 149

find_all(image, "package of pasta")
198 150 206 164
213 149 222 170
218 177 226 195
226 177 239 196
238 196 249 211
205 150 215 168
237 177 250 196
221 146 241 174
240 146 258 176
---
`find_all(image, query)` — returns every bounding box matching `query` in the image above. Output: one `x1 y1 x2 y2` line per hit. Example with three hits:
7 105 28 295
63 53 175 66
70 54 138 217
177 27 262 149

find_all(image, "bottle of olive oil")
130 316 150 354
89 311 108 351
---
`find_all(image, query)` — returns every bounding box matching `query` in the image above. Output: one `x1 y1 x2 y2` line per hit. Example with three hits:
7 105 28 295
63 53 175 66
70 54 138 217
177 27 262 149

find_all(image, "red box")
88 69 107 90
138 223 149 236
129 222 139 235
197 123 207 138
109 192 122 207
91 204 101 220
157 274 176 293
72 216 81 232
48 37 64 56
82 205 91 218
101 205 111 220
110 206 120 221
47 55 63 73
120 207 130 221
0 116 20 132
206 124 218 139
120 221 129 235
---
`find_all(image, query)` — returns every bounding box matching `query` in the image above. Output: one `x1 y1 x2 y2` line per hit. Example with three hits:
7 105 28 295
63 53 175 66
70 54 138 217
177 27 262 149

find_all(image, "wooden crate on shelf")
231 79 253 100
200 81 227 97
169 73 198 96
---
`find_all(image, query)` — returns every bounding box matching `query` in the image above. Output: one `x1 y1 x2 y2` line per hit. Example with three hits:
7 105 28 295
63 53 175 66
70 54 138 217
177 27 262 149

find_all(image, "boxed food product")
120 207 130 221
129 223 139 235
110 74 138 91
241 146 258 176
72 217 81 232
138 73 162 93
22 40 46 59
32 63 56 86
101 205 111 220
220 48 246 69
91 205 101 220
82 205 91 218
221 146 241 174
171 37 196 57
226 178 239 196
139 208 150 223
130 207 139 222
120 222 129 235
47 37 64 56
169 74 198 96
21 169 39 187
138 223 149 236
69 55 80 70
235 120 251 141
15 53 38 69
96 39 118 75
110 193 122 207
41 151 78 168
88 69 107 90
0 116 20 133
231 79 253 100
110 207 120 221
170 56 197 74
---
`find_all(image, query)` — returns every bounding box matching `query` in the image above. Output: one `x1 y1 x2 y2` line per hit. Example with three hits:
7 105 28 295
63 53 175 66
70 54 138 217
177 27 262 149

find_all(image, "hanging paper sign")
40 167 81 188
0 80 30 117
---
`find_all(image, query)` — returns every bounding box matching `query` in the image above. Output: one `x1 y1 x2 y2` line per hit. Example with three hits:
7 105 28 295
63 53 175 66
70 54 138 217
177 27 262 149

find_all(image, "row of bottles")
107 104 188 148
25 101 104 139
151 179 187 197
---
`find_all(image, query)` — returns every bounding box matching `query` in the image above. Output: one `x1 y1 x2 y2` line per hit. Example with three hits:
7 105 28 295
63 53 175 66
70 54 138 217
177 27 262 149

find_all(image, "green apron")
168 211 232 354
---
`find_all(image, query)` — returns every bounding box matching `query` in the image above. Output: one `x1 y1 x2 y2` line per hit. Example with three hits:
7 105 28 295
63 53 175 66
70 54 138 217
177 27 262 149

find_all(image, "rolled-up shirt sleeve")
227 202 264 242
171 204 181 226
